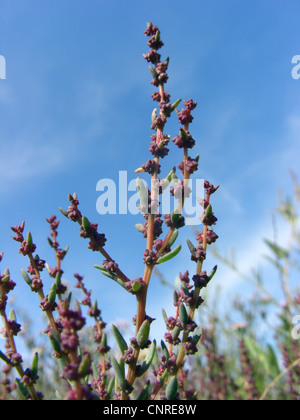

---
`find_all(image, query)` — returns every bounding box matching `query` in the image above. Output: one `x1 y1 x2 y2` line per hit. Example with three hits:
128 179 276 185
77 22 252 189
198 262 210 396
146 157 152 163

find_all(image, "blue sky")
0 0 300 345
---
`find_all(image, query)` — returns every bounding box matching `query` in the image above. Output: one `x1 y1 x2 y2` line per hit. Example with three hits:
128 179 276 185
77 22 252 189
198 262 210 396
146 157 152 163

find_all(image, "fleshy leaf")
157 245 181 264
111 356 126 391
112 324 128 355
137 319 151 348
166 376 178 400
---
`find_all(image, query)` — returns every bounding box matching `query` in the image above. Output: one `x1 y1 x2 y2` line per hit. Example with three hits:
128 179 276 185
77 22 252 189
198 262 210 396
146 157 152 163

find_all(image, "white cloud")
0 84 14 106
0 140 63 182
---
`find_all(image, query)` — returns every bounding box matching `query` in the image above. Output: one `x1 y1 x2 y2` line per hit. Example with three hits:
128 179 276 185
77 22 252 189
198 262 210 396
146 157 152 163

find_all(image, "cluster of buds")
137 22 176 266
162 100 198 231
56 298 95 400
163 275 202 354
144 22 172 151
60 194 107 251
11 222 36 257
11 222 66 320
46 215 69 284
189 181 219 264
11 222 44 283
0 255 43 399
74 274 111 361
0 266 16 313
0 294 21 368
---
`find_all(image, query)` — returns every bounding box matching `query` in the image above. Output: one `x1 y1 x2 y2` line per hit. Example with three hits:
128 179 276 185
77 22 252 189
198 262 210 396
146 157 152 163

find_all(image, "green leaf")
107 376 115 399
171 99 181 112
49 334 61 354
168 231 179 248
179 128 187 141
112 324 128 355
137 319 151 348
243 336 272 377
166 376 178 400
82 216 91 232
31 352 39 381
160 369 169 386
170 212 185 229
173 291 179 306
136 340 157 377
59 207 69 218
171 211 180 225
205 204 213 218
78 354 91 378
137 380 151 400
94 265 127 290
165 167 176 185
135 224 145 233
149 66 158 80
26 231 33 248
179 303 188 328
192 327 203 346
186 239 196 255
136 177 149 212
161 340 170 361
111 356 126 391
0 350 13 365
8 308 17 322
171 326 181 341
264 239 289 260
16 378 30 400
94 265 116 280
55 390 64 400
151 107 158 123
181 283 190 296
162 308 168 325
93 300 99 312
132 280 142 293
101 332 108 348
67 291 72 305
74 299 82 314
21 269 31 286
48 283 57 306
208 265 218 281
266 345 281 377
1 275 10 284
55 272 62 289
157 244 182 264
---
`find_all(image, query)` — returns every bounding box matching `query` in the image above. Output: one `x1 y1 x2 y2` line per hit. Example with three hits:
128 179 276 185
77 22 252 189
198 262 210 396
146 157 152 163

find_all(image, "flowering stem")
0 309 40 400
175 195 210 372
27 254 58 332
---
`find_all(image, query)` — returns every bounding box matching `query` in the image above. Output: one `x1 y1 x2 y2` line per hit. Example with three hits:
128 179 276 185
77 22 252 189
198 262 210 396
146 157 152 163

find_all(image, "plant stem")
175 194 210 372
260 357 300 400
0 309 40 400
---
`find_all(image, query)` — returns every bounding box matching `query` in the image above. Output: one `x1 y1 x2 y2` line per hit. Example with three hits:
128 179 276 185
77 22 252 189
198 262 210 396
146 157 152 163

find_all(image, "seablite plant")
0 22 218 400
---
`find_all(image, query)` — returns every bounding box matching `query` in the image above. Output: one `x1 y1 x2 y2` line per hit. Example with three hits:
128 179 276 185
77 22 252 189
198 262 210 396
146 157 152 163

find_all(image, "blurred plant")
190 172 300 400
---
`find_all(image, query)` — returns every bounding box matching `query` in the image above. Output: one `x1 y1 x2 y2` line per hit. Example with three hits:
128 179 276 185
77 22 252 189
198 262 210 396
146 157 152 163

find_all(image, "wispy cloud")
0 79 110 194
